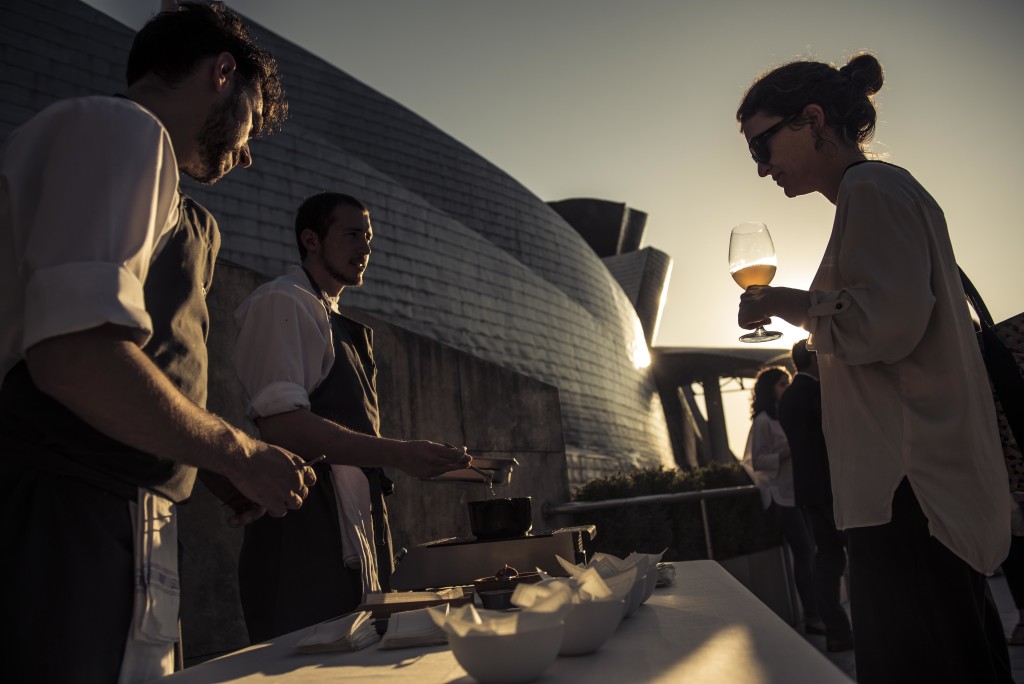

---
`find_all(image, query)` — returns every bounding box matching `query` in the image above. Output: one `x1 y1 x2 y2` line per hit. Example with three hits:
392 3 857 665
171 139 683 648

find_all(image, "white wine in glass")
729 222 783 343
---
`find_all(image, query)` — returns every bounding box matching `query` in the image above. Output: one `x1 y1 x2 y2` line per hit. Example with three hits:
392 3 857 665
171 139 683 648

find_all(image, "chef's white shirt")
232 267 380 593
1 95 184 683
807 161 1010 574
0 96 180 382
232 266 339 418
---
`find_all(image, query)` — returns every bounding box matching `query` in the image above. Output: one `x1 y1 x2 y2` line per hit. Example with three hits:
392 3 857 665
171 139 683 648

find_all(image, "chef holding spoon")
233 192 471 643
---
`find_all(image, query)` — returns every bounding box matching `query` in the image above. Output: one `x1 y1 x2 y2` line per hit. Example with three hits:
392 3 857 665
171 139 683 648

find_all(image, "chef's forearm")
25 323 252 477
256 408 400 467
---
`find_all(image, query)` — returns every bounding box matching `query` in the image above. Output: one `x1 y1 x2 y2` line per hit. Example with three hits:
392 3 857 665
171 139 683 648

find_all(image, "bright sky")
88 0 1024 454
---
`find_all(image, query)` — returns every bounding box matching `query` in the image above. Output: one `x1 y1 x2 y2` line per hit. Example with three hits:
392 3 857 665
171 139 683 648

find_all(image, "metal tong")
445 443 493 485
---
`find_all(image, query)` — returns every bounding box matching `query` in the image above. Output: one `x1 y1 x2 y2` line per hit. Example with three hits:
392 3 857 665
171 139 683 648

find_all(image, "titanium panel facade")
0 0 676 482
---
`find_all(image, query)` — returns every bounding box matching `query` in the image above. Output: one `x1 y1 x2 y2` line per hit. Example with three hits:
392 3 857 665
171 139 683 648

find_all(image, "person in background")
1000 507 1024 645
742 365 821 636
232 192 471 643
735 53 1012 682
777 339 853 653
0 4 313 683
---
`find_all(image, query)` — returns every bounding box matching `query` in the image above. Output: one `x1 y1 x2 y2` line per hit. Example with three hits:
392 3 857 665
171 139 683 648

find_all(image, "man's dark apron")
238 269 393 644
0 195 219 682
0 193 217 497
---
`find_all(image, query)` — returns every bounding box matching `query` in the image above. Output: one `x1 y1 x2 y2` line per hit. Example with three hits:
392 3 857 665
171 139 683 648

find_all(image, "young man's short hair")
294 193 370 259
791 338 816 372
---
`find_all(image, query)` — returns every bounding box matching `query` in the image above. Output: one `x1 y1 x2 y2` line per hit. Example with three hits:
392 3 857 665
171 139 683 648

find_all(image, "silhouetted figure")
232 193 470 643
742 366 821 634
0 4 307 682
1001 506 1024 645
778 339 853 652
735 53 1011 683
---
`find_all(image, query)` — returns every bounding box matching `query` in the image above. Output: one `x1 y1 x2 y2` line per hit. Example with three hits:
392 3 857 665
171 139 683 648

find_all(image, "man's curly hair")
126 1 287 137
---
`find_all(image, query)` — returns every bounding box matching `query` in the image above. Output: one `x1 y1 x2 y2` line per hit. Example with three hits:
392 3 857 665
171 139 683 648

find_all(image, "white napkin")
555 555 637 603
511 570 614 608
118 490 179 684
295 611 379 654
378 606 449 650
427 602 567 638
130 491 181 643
589 551 665 586
625 549 667 574
330 465 380 598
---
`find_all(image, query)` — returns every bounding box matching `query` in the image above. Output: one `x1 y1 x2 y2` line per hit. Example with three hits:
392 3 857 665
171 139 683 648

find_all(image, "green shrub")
568 463 781 562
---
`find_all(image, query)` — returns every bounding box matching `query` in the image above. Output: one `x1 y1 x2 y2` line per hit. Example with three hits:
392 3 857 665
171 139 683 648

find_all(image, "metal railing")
542 483 760 560
542 483 800 625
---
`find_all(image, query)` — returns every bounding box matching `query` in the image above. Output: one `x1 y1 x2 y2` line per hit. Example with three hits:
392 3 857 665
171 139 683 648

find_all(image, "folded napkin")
511 569 614 608
590 550 665 577
427 602 567 638
294 611 379 654
330 465 380 597
555 555 637 604
378 606 449 650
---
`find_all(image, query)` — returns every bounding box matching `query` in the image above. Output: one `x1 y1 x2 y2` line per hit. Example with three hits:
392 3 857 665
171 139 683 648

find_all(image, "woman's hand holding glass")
730 222 783 343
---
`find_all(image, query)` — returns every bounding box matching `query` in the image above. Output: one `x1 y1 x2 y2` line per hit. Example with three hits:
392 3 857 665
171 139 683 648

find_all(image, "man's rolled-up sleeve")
807 178 934 365
25 263 151 351
233 287 331 420
17 98 179 352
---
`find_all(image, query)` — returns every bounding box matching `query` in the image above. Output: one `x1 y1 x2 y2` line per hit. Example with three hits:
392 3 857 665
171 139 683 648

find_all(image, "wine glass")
729 222 782 343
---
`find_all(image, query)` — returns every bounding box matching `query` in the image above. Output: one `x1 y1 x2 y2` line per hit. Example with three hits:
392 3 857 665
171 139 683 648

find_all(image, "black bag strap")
959 266 995 328
959 267 1024 452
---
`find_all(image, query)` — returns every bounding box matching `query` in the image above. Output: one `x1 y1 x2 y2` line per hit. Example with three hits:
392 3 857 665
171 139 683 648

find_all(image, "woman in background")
742 366 821 636
734 53 1011 682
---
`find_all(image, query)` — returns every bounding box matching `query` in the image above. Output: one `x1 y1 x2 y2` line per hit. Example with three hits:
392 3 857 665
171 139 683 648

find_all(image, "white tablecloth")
159 560 852 683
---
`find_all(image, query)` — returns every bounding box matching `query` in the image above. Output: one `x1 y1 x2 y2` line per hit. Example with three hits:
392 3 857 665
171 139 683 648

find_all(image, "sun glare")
631 316 652 369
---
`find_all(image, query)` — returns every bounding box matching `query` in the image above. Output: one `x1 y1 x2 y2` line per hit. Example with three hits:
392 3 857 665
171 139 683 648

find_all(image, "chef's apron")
238 269 393 644
0 194 219 684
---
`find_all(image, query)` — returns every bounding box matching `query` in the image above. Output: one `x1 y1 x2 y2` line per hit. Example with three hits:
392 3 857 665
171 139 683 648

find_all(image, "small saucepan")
467 496 533 539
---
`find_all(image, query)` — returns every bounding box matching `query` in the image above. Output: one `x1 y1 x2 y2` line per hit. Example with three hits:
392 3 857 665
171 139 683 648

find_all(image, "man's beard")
188 89 244 185
320 252 364 288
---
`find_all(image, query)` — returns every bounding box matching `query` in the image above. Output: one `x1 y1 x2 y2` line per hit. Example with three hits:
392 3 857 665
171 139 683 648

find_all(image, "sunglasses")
748 113 800 165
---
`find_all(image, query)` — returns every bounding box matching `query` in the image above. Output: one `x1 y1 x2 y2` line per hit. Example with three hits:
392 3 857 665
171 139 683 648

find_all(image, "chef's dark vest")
0 195 219 504
238 270 393 643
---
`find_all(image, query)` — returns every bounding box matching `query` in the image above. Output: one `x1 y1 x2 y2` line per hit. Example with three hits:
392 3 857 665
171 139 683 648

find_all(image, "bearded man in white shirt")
232 192 471 643
0 4 317 683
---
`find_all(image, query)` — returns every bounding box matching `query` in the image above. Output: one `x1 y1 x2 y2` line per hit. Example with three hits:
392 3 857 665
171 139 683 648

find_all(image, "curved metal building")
0 0 677 482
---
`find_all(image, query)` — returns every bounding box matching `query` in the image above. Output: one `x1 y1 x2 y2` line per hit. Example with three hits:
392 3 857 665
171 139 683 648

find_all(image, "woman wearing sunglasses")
734 53 1012 683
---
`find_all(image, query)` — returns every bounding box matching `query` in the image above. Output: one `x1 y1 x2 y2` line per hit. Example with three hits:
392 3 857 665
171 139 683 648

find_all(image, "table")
160 561 853 683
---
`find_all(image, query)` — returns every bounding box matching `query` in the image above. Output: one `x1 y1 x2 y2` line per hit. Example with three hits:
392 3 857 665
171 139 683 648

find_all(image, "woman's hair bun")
840 53 884 97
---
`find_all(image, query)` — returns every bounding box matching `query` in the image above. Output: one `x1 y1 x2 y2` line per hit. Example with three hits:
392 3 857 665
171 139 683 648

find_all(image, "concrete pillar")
701 372 732 464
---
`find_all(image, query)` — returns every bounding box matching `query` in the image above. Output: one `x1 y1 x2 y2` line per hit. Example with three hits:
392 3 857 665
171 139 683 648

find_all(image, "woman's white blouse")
807 162 1010 574
742 411 795 509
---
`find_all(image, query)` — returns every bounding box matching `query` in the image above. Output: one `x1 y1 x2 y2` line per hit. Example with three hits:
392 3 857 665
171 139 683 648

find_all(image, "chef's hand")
198 469 267 527
226 436 317 519
396 440 473 479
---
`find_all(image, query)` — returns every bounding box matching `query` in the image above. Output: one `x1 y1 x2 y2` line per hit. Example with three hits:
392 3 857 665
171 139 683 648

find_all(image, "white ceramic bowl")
559 598 625 656
448 622 564 684
639 563 658 604
624 568 646 618
598 567 641 619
